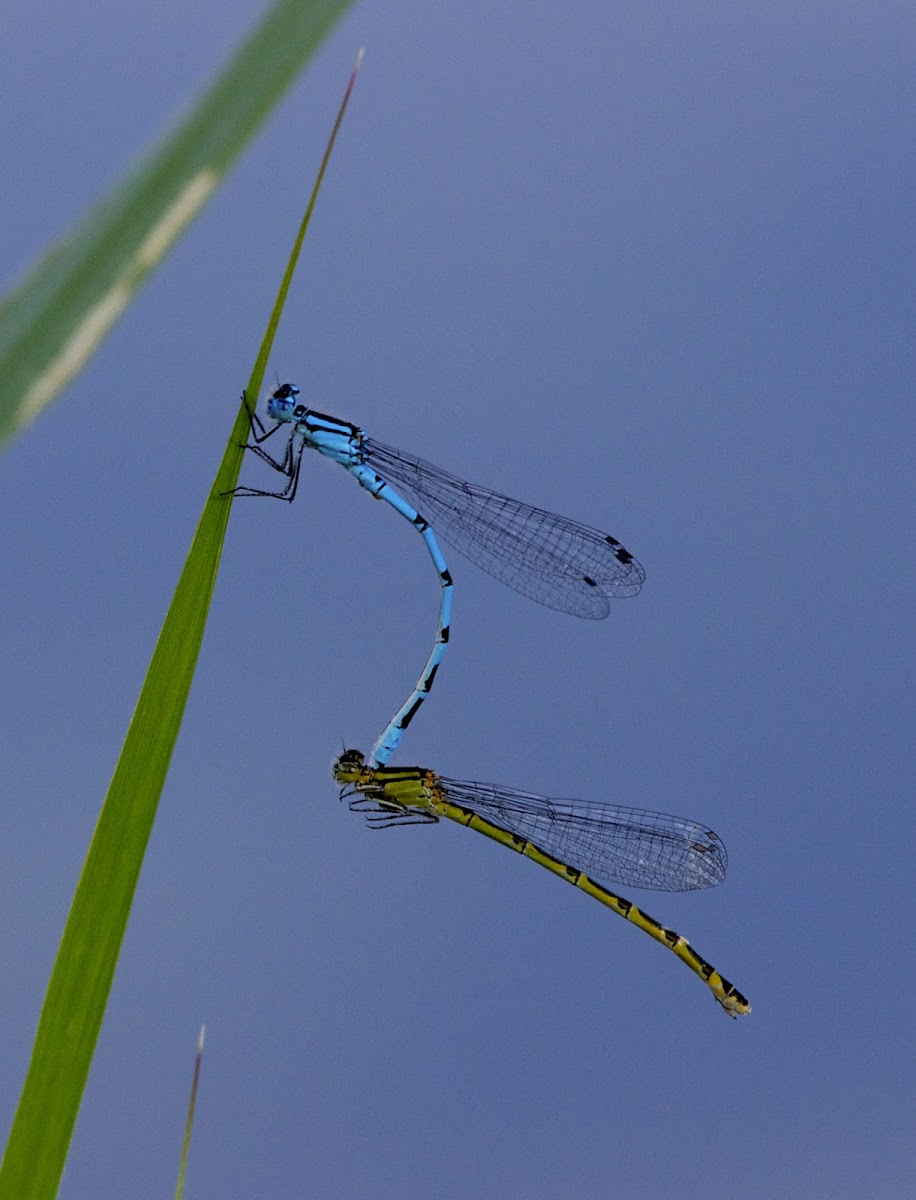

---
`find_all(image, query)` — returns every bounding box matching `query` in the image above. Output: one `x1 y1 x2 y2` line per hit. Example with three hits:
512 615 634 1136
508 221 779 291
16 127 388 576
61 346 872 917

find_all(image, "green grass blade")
0 49 362 1200
174 1027 206 1200
0 0 356 449
249 46 365 396
0 419 247 1200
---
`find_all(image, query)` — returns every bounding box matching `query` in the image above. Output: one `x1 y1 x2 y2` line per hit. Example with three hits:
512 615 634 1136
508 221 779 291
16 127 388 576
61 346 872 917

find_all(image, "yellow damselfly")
333 750 749 1017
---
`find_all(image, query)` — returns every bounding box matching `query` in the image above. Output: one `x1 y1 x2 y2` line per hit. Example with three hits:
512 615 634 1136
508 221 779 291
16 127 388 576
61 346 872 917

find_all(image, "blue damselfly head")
265 382 302 422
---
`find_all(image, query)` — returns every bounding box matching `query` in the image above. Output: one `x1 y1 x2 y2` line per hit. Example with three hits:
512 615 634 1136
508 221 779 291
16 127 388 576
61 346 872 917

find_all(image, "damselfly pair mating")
234 383 749 1017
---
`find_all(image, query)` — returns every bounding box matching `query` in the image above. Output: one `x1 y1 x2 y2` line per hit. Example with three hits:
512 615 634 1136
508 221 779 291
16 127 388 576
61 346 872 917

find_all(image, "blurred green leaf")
0 0 356 449
0 42 363 1200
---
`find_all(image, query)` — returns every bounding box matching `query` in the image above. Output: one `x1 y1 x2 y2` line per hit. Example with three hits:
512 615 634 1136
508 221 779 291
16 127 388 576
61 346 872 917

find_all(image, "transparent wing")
438 778 727 891
364 438 644 619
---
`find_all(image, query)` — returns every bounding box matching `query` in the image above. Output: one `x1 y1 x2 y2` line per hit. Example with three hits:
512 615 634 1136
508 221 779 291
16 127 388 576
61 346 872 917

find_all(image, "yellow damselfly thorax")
333 750 441 826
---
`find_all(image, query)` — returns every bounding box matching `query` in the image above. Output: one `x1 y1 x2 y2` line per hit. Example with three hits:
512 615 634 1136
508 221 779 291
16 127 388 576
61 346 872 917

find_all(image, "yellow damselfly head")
332 748 366 784
265 382 302 423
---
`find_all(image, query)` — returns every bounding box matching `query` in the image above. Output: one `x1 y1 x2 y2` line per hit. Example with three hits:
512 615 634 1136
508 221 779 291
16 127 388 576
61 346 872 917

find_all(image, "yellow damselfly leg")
333 750 750 1018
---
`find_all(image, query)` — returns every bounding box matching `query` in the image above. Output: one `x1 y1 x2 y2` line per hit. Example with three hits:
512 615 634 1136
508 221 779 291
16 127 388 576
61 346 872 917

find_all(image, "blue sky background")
1 3 913 1197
